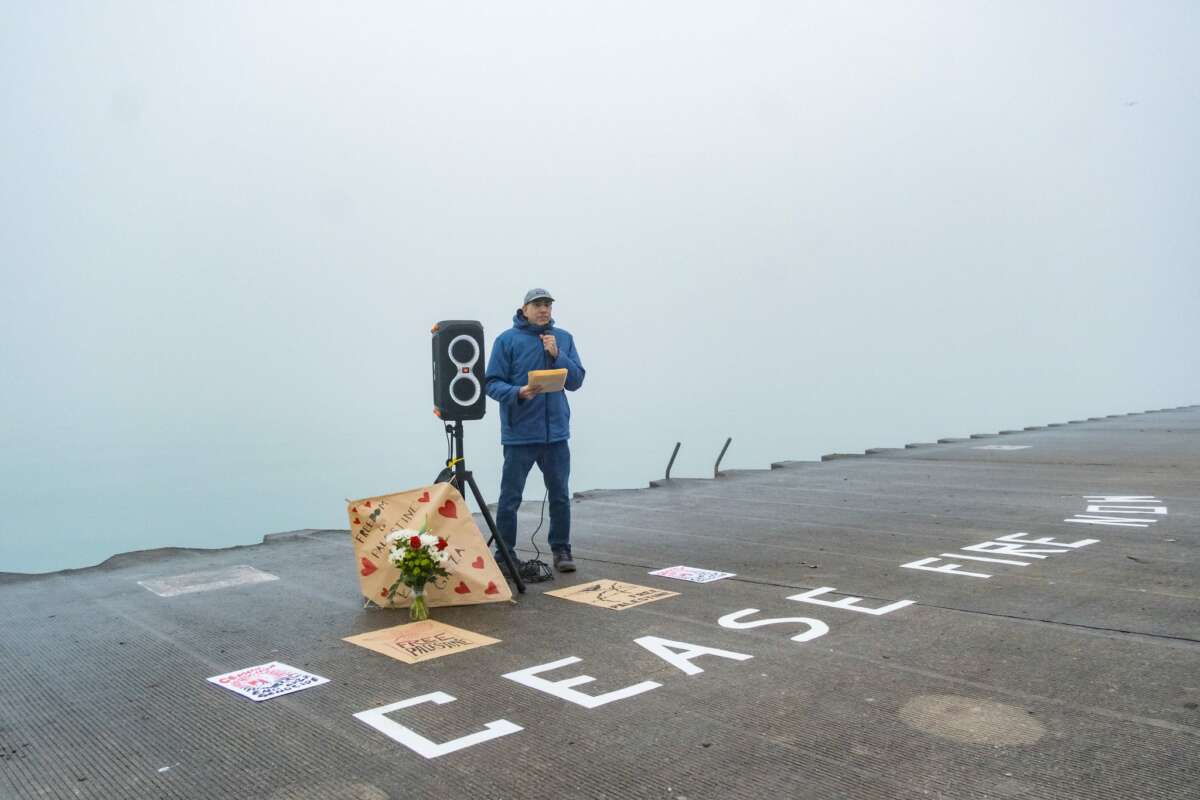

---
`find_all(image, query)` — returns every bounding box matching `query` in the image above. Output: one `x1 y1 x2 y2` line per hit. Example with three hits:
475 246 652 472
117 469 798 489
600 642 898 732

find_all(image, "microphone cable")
518 324 556 582
520 487 554 582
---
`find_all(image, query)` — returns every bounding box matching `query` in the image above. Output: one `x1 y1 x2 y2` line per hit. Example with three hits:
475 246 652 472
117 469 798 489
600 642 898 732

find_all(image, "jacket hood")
513 310 554 333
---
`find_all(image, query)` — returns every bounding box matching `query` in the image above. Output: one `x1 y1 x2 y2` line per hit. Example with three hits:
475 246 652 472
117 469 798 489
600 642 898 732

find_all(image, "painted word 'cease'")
355 586 913 758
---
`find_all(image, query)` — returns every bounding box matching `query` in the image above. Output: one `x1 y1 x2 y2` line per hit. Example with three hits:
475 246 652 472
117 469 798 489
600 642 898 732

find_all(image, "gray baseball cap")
523 287 555 304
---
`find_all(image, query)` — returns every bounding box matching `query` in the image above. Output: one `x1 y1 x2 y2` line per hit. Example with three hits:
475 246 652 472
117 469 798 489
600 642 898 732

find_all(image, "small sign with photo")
207 662 330 702
648 565 736 583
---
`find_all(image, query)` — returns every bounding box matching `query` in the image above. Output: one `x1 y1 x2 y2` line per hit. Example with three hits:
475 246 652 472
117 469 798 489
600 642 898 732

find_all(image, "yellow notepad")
528 368 568 393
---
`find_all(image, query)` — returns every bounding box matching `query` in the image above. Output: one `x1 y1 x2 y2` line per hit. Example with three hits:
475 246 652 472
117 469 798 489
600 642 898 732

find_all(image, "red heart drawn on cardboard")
453 581 470 594
418 491 430 503
471 556 485 569
360 557 377 576
364 501 372 508
353 517 361 525
485 581 499 595
438 500 457 519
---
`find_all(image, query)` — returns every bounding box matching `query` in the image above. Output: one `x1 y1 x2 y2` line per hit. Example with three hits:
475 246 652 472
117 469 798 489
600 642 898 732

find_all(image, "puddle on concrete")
898 694 1046 746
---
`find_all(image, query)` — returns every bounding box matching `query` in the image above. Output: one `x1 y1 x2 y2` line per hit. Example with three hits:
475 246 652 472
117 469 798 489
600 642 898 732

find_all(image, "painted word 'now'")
1064 495 1168 529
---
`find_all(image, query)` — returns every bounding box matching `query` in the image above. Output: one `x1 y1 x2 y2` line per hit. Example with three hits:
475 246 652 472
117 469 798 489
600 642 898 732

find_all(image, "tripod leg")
463 471 526 594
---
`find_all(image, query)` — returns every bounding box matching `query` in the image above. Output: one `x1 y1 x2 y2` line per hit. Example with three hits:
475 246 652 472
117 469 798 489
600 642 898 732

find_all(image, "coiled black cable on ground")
519 488 554 582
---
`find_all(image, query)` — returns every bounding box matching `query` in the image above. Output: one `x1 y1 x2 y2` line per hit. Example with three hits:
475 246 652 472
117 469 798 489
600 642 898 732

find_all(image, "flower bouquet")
384 518 451 620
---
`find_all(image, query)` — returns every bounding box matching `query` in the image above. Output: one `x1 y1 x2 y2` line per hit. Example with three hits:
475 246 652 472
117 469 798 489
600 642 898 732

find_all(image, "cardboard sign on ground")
348 483 512 609
648 565 736 583
207 662 329 701
344 620 501 664
545 579 679 611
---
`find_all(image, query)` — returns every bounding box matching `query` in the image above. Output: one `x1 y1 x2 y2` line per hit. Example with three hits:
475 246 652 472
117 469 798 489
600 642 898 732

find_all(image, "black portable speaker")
431 320 487 421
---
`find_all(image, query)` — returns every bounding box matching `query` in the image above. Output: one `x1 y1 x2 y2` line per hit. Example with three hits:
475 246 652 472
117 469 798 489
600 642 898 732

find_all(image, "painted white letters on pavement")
354 692 522 759
501 656 661 709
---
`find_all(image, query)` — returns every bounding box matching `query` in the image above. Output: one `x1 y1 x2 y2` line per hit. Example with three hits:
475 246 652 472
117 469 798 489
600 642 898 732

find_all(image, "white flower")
387 529 420 545
419 533 437 548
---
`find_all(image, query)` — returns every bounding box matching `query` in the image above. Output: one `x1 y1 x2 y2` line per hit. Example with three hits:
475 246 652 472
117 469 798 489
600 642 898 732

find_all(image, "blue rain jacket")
485 312 586 445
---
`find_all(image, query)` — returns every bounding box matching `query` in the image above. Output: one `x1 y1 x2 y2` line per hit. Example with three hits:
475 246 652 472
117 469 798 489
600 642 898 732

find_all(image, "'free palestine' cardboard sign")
349 482 512 610
545 580 679 611
344 620 500 664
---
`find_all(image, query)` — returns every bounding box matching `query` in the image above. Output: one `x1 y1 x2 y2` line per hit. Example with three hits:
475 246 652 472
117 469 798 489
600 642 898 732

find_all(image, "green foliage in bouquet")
384 515 451 608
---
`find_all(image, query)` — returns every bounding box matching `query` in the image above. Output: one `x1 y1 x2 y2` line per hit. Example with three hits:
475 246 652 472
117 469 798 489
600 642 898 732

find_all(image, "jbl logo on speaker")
431 320 487 421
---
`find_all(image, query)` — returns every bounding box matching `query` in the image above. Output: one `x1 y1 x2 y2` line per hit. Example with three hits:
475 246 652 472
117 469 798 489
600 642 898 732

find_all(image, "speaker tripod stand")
436 420 526 594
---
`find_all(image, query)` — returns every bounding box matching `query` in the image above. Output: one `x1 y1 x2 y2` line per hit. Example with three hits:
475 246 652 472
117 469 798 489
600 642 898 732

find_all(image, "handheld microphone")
542 329 554 367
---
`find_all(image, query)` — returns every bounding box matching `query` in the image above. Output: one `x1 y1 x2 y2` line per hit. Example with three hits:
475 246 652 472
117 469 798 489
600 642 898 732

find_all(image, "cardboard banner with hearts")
348 482 512 609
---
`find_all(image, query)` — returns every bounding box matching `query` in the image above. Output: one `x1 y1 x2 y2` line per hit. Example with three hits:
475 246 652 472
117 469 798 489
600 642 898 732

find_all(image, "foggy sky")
2 2 1198 573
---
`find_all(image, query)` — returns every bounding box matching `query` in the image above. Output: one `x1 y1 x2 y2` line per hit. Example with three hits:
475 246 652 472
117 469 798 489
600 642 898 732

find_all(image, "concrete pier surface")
2 406 1198 799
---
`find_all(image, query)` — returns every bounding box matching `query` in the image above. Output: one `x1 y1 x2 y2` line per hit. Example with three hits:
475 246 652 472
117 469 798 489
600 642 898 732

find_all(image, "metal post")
714 437 732 478
664 442 681 481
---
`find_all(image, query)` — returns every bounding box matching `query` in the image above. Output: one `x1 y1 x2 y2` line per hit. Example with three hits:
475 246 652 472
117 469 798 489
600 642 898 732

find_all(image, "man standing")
485 288 586 572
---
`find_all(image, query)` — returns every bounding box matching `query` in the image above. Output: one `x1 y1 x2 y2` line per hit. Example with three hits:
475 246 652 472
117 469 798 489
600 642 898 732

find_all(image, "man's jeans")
495 441 571 557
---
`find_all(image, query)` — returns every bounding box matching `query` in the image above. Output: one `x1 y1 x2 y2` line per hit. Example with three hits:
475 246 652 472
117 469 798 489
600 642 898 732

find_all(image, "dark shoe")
495 554 514 579
552 548 576 572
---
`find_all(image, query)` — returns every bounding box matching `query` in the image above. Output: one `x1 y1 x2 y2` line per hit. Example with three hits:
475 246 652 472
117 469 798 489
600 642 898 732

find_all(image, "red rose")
408 535 421 549
436 538 447 551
